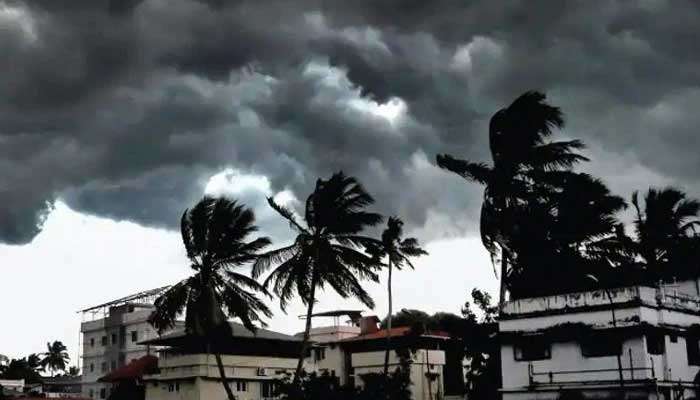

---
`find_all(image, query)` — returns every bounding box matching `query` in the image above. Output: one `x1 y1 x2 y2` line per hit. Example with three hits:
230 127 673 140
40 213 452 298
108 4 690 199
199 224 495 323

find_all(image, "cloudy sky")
2 0 700 364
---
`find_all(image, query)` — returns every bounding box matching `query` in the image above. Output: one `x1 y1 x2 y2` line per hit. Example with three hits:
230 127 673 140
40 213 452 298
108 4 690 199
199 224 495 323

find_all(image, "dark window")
581 332 621 358
262 382 276 397
101 336 107 346
236 381 247 392
99 388 106 399
647 333 666 355
89 389 94 398
110 360 116 371
90 363 94 372
131 331 138 343
671 334 678 343
314 347 326 361
101 362 107 372
687 336 700 365
514 337 551 361
118 354 125 366
175 382 180 392
90 338 95 347
111 334 117 345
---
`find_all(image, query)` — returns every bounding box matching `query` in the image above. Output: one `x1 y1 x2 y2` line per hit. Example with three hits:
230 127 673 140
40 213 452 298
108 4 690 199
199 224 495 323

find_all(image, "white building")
499 280 700 400
141 322 302 400
304 311 463 400
140 311 464 400
80 286 171 400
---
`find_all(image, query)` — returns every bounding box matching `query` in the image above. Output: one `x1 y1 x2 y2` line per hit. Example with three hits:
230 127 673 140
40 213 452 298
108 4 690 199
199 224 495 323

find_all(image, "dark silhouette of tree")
365 217 427 379
253 172 382 383
1 356 42 383
629 187 700 283
505 173 629 297
437 91 587 303
67 366 80 376
149 196 272 400
41 341 70 376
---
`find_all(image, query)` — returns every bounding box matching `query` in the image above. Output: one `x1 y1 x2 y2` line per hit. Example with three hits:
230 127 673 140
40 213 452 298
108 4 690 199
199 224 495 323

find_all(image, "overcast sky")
2 0 700 364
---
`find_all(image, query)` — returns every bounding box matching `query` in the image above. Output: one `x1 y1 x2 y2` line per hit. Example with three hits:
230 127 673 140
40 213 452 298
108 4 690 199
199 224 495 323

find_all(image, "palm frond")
435 155 492 185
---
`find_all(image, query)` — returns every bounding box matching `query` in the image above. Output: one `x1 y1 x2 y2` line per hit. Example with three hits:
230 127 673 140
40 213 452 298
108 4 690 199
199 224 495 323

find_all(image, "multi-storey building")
79 286 171 400
499 279 700 400
139 310 464 400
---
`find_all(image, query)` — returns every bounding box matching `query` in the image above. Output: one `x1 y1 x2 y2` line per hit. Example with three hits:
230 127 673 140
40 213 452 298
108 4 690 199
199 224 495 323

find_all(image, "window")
111 360 116 371
314 347 326 361
101 362 107 372
131 331 138 343
111 333 117 345
168 382 180 392
687 336 700 365
514 336 551 361
90 338 95 347
89 389 94 398
671 334 678 343
581 332 621 358
101 336 107 346
647 333 665 355
235 381 247 392
99 388 106 399
262 382 276 398
90 363 94 373
118 354 125 366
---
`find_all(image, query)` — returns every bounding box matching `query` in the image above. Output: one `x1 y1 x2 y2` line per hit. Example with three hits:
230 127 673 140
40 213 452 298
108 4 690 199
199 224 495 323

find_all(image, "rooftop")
140 321 301 347
501 284 700 319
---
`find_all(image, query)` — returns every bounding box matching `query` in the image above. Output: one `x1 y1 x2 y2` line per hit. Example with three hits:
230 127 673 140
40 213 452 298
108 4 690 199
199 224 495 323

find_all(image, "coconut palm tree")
436 91 588 303
149 196 273 400
366 217 427 378
253 172 383 383
630 187 700 283
41 341 70 376
504 173 629 297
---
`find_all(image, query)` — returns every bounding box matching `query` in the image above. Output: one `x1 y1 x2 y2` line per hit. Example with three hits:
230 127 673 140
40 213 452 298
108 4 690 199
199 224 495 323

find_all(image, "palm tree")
366 217 427 378
253 172 383 383
504 173 629 297
41 341 70 376
630 187 700 283
436 91 588 303
149 196 273 400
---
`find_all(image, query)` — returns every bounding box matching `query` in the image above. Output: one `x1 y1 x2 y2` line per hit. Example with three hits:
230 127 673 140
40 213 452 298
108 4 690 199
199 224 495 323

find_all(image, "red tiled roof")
340 327 451 342
98 355 158 382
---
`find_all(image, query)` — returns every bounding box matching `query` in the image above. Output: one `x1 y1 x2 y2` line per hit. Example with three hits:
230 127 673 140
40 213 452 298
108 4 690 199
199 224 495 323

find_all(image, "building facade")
499 280 700 400
80 287 170 400
141 322 302 400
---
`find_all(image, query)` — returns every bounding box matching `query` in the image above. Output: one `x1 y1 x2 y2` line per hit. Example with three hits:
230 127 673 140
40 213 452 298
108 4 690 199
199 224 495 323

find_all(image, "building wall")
81 304 160 399
351 349 446 400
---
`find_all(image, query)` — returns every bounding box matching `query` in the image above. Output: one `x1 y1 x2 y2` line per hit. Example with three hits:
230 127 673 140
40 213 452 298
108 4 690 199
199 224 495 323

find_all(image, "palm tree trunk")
294 269 318 385
214 352 236 400
383 259 393 377
499 250 508 306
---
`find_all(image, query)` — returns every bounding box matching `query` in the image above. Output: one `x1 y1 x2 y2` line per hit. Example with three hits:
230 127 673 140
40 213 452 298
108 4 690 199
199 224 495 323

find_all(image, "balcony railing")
528 360 656 387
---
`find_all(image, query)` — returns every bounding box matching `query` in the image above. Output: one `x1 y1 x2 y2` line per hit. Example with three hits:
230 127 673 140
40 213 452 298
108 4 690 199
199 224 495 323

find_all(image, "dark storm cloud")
2 0 700 244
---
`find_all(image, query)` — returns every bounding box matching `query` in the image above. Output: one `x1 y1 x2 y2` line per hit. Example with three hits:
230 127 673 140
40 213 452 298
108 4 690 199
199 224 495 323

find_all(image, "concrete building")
79 286 171 400
499 279 700 400
139 310 463 400
141 322 302 400
304 310 463 400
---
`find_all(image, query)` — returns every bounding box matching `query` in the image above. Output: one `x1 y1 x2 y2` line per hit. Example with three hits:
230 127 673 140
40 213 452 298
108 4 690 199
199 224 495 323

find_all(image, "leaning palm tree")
149 196 273 400
631 187 700 283
366 217 427 379
436 91 588 303
253 172 383 383
41 341 70 376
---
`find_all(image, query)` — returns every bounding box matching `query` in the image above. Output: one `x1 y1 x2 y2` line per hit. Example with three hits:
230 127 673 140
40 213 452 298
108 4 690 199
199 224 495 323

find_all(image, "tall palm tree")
41 341 70 376
366 217 427 378
253 172 383 382
149 196 273 400
630 187 700 283
436 91 588 303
